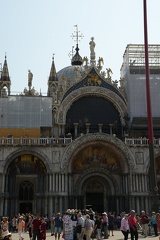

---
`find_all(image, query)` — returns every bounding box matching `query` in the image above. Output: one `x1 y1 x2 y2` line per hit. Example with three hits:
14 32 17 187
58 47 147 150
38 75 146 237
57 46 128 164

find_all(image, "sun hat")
3 230 11 238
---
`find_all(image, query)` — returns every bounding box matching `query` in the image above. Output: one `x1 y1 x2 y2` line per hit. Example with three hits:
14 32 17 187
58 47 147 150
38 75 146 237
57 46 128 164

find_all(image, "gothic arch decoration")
3 148 50 174
19 180 34 201
73 168 119 195
56 87 127 125
60 133 135 173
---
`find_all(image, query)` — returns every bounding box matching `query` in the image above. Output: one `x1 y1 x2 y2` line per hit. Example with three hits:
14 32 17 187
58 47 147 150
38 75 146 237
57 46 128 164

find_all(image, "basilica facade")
0 36 160 217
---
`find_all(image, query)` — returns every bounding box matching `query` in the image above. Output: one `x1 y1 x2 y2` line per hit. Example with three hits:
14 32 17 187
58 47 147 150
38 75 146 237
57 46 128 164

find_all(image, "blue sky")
0 0 160 95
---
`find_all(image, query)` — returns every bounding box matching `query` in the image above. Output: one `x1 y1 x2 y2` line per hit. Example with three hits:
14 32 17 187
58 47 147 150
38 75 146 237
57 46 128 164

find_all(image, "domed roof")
57 65 87 82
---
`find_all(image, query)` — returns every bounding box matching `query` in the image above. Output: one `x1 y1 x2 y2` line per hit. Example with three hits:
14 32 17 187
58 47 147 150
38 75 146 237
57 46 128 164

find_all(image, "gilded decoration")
87 73 101 86
8 154 46 174
72 145 121 173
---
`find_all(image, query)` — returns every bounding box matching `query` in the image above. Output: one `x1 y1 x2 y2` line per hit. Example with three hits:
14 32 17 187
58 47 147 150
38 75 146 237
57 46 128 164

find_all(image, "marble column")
48 196 53 219
62 174 65 192
85 123 90 134
59 174 61 192
73 123 79 138
109 124 113 135
56 173 58 192
98 124 103 133
68 173 72 195
65 173 68 192
49 174 52 192
52 173 55 192
59 196 62 214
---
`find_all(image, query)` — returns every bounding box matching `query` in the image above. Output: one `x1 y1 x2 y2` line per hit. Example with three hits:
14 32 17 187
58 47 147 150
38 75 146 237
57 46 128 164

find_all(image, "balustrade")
0 137 72 146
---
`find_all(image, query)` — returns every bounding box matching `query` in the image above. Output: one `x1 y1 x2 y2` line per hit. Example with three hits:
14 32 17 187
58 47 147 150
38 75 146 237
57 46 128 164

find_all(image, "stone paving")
11 230 160 240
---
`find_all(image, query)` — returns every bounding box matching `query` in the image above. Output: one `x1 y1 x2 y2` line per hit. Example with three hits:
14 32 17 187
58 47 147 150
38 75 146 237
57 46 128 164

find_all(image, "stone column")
85 123 90 134
68 173 72 195
59 174 61 192
98 124 103 133
62 174 65 192
136 197 140 214
59 196 62 214
56 173 58 192
65 173 68 192
44 197 48 214
52 173 55 192
73 123 79 138
46 174 49 192
49 174 52 192
109 124 113 135
48 196 53 219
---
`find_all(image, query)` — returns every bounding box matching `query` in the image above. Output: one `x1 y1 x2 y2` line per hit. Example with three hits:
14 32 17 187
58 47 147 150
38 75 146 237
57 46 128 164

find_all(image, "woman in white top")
120 214 130 240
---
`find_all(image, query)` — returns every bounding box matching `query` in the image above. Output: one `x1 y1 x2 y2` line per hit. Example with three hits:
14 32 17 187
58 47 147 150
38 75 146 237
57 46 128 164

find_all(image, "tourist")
17 216 25 240
39 217 46 240
27 215 33 240
50 213 55 236
32 214 41 240
76 212 84 240
54 213 63 240
108 212 114 237
128 210 138 240
120 214 130 240
150 212 158 236
102 212 108 238
63 209 73 240
94 215 102 240
84 214 94 240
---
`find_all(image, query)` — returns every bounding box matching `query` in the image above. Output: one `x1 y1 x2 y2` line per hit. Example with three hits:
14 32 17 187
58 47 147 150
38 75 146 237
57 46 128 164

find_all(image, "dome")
57 65 87 82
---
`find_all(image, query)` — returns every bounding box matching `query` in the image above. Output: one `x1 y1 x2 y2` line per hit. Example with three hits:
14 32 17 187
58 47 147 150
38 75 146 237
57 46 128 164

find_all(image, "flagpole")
143 0 158 207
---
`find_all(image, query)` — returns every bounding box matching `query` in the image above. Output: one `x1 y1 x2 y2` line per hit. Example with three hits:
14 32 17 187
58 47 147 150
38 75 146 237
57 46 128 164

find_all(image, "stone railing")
0 137 72 146
125 137 160 146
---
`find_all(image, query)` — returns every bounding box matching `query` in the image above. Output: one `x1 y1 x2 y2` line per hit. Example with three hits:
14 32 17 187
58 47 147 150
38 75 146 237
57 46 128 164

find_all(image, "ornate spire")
71 44 83 65
1 54 10 82
71 25 83 66
0 54 11 96
48 54 58 82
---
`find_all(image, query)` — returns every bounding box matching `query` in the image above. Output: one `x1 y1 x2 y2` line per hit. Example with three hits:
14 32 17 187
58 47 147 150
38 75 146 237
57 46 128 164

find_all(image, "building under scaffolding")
0 41 160 216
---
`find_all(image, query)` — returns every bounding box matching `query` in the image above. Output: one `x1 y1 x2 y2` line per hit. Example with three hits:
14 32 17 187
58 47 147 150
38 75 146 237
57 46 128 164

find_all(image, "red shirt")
141 215 148 224
128 215 138 230
32 218 41 231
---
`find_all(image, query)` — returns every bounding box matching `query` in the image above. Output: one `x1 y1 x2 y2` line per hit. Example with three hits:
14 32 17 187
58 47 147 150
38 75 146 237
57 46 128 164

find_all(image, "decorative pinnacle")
52 53 55 61
71 25 84 45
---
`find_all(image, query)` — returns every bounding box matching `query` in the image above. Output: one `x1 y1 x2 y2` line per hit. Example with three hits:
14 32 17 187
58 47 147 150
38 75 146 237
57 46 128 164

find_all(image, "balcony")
0 137 72 146
125 137 160 146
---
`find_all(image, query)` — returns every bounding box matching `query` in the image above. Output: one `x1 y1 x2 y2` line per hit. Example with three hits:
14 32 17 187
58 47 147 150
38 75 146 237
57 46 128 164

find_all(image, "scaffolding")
121 44 160 76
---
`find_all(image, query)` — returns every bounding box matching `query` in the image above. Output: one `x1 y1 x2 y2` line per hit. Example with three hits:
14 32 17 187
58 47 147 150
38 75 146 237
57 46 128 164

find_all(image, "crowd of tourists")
0 209 160 240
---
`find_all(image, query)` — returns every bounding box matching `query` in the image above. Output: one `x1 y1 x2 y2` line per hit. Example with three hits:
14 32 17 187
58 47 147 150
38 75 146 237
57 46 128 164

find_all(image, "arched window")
19 181 34 201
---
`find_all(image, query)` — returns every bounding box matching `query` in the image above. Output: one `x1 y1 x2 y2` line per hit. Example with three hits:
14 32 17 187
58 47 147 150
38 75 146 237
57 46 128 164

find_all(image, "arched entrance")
85 179 104 212
71 142 124 212
19 180 33 214
6 153 47 215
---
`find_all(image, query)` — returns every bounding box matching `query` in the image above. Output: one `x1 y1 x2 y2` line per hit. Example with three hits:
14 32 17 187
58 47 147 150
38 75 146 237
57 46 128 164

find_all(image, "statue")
97 57 104 70
83 56 89 66
89 37 96 56
28 70 33 90
106 68 113 81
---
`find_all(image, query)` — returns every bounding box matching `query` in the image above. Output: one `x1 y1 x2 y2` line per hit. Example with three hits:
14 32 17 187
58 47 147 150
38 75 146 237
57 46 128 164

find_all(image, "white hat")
102 212 107 215
3 230 11 238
